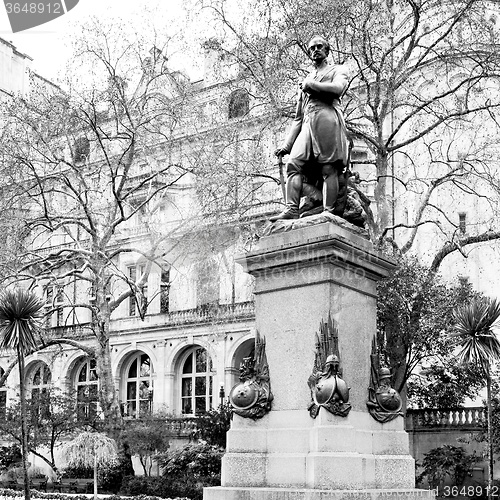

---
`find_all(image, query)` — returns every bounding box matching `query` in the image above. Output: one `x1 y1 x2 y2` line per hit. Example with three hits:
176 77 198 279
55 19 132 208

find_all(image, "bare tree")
197 0 500 390
0 13 273 428
200 0 500 252
0 18 197 428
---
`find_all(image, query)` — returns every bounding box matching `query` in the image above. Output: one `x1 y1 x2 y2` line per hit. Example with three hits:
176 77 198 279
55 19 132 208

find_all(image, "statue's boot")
333 171 347 216
322 168 339 215
270 175 301 222
300 183 323 218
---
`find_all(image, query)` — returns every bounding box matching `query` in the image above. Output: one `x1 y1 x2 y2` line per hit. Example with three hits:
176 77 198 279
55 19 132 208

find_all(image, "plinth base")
204 487 435 500
222 410 415 490
215 222 427 500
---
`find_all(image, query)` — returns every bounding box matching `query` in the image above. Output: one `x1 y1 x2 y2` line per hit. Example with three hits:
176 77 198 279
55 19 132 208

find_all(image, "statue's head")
308 35 330 59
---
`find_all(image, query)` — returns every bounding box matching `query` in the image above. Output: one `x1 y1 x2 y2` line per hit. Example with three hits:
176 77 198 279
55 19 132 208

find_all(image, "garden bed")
0 488 189 500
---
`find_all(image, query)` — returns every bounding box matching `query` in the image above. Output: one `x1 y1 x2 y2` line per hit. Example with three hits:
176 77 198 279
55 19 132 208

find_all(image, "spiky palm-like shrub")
0 288 43 500
453 298 500 366
452 297 500 500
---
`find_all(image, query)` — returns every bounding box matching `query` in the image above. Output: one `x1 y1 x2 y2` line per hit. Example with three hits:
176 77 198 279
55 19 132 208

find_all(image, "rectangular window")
160 269 170 314
197 260 220 308
0 391 6 419
195 396 207 414
43 285 53 328
127 264 147 316
77 386 98 421
128 266 137 316
56 307 64 327
181 378 192 414
141 281 148 316
55 287 64 327
182 398 192 414
458 212 467 234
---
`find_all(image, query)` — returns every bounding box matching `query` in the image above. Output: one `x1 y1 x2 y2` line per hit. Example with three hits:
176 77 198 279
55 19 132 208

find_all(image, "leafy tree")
417 445 480 489
0 444 21 472
190 402 232 448
452 297 500 499
119 413 171 476
377 257 481 397
0 388 91 475
157 441 223 479
407 363 484 409
0 288 43 500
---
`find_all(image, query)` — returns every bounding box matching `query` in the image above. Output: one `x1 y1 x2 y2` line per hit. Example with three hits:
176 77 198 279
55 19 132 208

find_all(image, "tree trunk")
487 369 493 500
94 307 135 475
373 151 391 240
94 307 122 431
18 346 31 500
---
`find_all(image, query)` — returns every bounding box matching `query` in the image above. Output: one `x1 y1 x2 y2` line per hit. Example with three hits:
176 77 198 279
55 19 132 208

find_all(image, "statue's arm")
303 65 349 98
276 91 303 155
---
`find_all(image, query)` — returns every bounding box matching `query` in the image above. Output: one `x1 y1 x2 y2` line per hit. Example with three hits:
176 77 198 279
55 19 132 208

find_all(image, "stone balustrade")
120 413 198 437
44 301 255 339
33 240 91 259
241 200 283 218
406 407 486 430
46 323 94 340
159 301 255 326
163 416 198 436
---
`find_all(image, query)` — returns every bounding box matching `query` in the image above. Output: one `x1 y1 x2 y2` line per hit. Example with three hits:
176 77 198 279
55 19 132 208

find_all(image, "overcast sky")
0 0 198 82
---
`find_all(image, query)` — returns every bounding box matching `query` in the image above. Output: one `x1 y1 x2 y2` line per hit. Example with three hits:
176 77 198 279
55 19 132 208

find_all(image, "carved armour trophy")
308 315 351 418
367 336 403 423
229 331 273 420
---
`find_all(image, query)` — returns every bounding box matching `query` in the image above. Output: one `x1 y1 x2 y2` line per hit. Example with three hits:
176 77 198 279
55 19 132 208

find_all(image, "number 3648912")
442 486 499 497
5 3 62 14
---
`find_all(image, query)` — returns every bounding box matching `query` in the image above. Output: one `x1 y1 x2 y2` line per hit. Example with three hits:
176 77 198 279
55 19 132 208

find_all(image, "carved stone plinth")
205 487 434 500
204 220 434 500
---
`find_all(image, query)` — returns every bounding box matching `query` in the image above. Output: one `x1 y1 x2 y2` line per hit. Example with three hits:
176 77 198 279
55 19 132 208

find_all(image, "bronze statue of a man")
271 35 350 221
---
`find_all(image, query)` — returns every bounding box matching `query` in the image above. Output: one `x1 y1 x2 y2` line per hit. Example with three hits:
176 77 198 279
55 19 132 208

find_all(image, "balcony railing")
163 416 198 436
406 407 486 431
30 240 91 259
45 323 94 340
120 411 198 437
239 200 283 218
158 301 255 327
44 301 255 340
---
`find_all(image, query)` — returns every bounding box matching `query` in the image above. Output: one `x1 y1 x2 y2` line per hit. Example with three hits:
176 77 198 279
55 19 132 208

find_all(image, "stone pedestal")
205 221 434 500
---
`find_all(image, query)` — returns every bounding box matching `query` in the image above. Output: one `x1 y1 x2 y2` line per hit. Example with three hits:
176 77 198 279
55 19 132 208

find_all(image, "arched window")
228 89 249 119
75 358 98 421
28 363 51 419
124 352 153 418
29 363 51 400
181 347 213 415
0 367 6 418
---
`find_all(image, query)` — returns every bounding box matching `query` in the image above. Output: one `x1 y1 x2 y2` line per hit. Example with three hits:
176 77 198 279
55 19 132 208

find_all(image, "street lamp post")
219 382 225 405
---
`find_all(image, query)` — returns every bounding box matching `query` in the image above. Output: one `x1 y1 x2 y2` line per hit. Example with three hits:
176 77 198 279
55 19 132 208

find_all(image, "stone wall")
406 407 494 486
